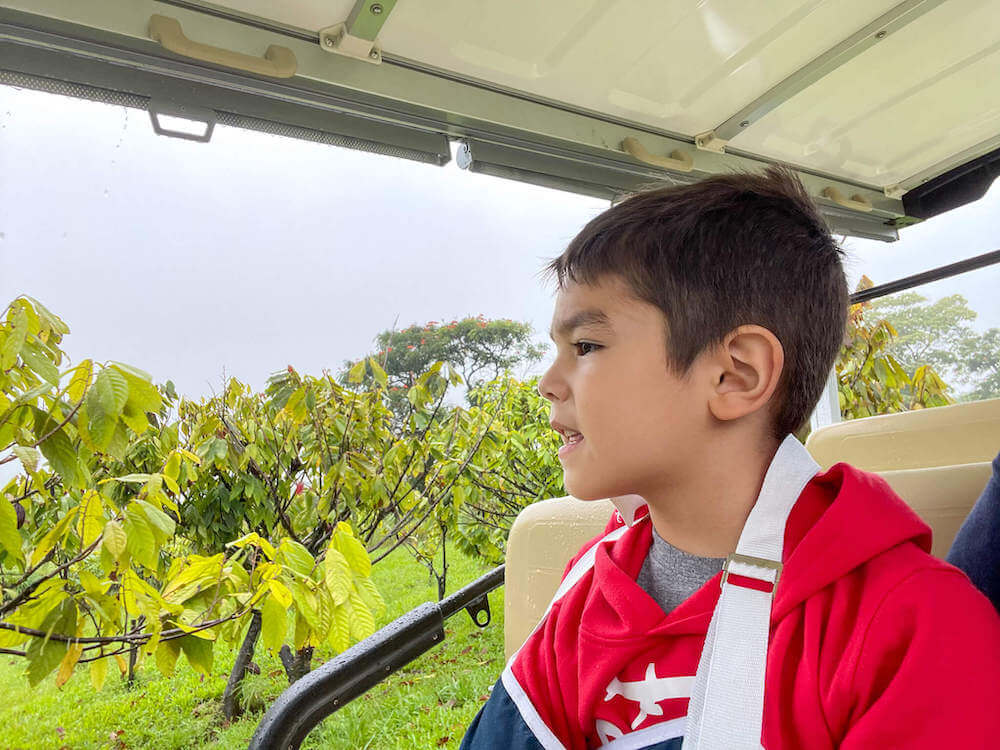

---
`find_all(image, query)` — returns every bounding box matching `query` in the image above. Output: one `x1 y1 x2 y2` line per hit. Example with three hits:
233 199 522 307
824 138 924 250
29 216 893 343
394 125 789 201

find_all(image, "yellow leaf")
268 580 293 608
76 490 104 548
67 359 93 403
330 603 350 653
323 547 352 606
348 591 375 641
56 642 83 687
334 528 371 578
261 595 287 653
102 520 127 562
114 652 128 677
90 656 107 691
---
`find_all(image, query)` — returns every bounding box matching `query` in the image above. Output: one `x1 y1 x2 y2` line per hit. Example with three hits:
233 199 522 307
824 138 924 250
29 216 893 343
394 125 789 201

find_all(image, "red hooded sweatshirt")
461 462 1000 749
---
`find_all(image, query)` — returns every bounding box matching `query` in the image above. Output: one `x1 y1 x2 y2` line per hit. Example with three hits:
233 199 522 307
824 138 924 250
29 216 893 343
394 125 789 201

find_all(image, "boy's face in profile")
539 274 712 503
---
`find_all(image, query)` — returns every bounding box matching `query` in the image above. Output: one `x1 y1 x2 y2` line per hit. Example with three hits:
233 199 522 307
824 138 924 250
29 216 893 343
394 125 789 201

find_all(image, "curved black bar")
249 564 505 750
849 248 1000 305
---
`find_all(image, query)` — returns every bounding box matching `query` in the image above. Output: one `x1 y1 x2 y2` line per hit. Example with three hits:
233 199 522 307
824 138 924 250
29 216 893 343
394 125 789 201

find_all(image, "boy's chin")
564 474 637 503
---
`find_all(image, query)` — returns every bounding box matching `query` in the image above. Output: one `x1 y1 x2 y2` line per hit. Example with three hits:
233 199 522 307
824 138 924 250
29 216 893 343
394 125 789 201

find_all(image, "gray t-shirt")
635 524 726 616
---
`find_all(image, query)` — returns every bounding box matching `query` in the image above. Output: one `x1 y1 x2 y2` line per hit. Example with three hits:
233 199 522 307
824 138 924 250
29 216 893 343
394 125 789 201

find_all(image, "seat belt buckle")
721 553 783 597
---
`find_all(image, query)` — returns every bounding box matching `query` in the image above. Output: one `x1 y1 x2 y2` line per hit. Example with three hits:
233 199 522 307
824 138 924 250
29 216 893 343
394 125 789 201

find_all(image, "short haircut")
540 166 848 438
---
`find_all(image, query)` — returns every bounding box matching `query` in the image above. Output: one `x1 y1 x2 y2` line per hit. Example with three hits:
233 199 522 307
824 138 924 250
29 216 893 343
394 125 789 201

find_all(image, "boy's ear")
706 325 784 423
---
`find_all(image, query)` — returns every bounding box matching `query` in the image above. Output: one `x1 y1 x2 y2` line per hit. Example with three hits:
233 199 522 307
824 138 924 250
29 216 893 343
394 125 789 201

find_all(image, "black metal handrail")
849 248 1000 305
248 564 505 750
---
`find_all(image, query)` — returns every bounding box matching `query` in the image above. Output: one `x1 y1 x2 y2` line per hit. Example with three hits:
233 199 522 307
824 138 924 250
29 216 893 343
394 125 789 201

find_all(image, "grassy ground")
2 544 505 749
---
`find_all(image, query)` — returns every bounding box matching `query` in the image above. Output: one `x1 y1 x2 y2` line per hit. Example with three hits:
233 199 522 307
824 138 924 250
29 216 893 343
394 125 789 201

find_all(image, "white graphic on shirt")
604 663 694 730
595 718 625 744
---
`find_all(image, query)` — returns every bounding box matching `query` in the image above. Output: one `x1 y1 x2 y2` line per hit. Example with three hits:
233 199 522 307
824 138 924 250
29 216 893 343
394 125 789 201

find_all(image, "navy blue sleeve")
459 677 546 750
946 451 1000 615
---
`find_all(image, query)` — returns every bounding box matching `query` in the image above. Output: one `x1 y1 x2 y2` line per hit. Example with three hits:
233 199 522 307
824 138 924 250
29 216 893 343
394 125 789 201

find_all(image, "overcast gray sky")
2 85 998 407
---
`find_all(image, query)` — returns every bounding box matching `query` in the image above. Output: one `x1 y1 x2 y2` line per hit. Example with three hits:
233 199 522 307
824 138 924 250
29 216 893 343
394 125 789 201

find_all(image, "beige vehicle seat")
504 398 1000 660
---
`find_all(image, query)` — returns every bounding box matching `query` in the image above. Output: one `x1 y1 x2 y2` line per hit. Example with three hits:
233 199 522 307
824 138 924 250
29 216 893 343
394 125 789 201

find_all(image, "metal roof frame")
1 0 918 241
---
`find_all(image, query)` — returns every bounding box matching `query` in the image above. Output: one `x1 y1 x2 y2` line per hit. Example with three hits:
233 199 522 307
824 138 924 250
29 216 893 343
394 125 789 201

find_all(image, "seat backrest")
805 398 1000 471
504 399 1000 660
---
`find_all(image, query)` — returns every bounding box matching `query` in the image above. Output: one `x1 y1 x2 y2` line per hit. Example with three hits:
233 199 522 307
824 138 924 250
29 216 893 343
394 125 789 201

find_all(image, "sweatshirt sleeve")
838 567 1000 749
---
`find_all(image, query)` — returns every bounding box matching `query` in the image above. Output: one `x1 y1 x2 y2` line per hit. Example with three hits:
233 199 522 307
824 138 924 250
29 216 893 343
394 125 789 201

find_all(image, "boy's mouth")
558 433 584 458
550 420 583 443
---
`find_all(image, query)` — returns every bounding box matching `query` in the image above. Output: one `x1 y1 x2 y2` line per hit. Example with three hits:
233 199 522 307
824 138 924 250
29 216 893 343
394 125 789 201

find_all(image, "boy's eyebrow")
548 309 613 341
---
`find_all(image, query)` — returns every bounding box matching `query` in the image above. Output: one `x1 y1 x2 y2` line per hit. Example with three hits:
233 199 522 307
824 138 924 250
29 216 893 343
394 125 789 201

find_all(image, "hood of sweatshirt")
601 461 935 633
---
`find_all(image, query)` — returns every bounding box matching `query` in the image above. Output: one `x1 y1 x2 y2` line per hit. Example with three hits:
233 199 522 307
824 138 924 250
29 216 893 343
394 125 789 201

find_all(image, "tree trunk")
223 609 262 721
127 642 138 687
278 645 314 684
126 618 138 688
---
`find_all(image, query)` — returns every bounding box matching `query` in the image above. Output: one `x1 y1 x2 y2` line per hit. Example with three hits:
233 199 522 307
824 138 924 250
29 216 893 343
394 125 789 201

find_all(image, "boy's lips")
550 419 583 443
558 433 585 459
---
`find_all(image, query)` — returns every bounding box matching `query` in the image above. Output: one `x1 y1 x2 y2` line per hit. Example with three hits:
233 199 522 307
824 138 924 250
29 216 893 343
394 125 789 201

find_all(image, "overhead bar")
850 249 1000 305
0 1 907 238
712 0 945 142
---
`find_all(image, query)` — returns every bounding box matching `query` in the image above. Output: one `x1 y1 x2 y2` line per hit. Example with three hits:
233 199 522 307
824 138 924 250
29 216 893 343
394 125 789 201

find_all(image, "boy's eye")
572 341 601 356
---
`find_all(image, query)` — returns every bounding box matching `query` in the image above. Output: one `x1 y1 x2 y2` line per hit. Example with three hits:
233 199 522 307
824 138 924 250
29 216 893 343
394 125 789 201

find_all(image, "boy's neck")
638 432 782 559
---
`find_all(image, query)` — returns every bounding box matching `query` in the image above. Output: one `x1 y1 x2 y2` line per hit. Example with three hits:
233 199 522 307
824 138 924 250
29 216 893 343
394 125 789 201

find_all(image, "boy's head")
537 167 847 500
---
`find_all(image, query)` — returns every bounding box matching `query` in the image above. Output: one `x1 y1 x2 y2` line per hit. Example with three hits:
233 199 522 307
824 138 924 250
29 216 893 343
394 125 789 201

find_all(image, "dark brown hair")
539 166 848 438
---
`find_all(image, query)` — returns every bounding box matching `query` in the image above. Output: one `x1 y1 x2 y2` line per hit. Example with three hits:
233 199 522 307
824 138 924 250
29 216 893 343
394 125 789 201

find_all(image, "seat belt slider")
721 553 783 597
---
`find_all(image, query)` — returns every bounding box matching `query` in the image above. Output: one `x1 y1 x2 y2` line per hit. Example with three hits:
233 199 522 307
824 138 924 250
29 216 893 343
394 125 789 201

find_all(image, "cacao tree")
0 297 381 717
837 277 953 418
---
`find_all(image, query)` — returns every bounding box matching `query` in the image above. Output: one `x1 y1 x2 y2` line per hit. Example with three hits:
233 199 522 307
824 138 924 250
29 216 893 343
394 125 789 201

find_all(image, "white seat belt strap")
682 435 820 750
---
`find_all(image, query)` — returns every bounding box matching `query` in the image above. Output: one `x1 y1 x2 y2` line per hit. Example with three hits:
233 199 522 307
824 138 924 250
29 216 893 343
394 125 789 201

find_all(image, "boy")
459 168 1000 749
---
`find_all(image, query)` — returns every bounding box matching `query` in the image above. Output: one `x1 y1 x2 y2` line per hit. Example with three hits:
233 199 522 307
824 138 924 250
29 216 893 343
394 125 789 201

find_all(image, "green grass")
1 545 505 750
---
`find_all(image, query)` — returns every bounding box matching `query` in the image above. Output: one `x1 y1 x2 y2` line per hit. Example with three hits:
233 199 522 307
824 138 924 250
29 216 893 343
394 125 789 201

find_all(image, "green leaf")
19 343 60 386
155 639 181 677
347 359 365 384
117 367 162 414
137 500 176 544
75 490 105 548
368 357 388 388
111 473 154 484
23 296 69 335
1 305 27 370
124 505 158 569
277 539 314 577
25 598 76 687
0 498 23 563
289 579 320 634
102 520 127 562
161 554 223 604
81 396 116 452
108 361 152 382
95 367 129 417
178 634 213 676
261 595 287 653
34 414 82 488
355 576 386 620
29 507 78 567
78 569 103 597
12 445 39 473
120 402 149 434
227 532 276 560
